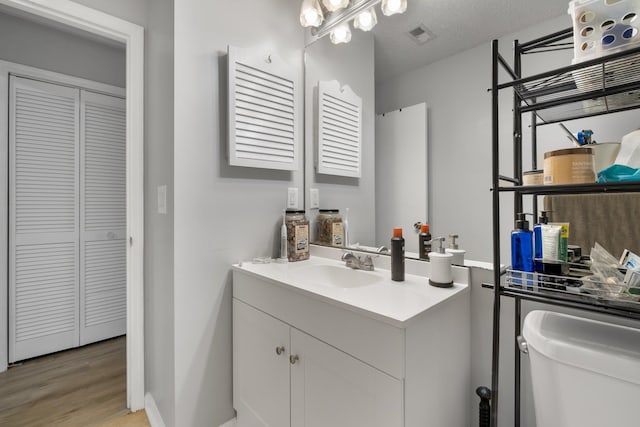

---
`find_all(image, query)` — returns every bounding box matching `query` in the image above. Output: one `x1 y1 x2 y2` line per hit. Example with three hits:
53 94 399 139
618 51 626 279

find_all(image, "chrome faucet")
341 251 375 271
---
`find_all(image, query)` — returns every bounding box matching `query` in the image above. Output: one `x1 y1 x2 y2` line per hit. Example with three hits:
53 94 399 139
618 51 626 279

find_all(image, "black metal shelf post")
487 28 640 427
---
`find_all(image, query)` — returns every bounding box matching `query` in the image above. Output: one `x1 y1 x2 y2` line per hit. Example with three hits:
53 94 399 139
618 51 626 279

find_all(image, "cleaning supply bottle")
391 228 405 282
429 237 453 288
533 211 549 272
418 223 431 260
445 234 466 265
511 213 533 272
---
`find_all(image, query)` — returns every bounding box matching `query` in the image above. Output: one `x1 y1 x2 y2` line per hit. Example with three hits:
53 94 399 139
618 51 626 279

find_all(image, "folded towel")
598 164 640 183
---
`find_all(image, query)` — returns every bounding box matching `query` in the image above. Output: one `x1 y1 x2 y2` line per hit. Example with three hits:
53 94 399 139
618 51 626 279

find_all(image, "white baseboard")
219 417 237 427
144 393 166 427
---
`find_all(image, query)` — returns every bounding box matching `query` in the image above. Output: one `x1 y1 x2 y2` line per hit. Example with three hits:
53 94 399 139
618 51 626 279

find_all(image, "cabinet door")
9 77 80 362
233 299 290 427
79 90 126 345
290 328 404 427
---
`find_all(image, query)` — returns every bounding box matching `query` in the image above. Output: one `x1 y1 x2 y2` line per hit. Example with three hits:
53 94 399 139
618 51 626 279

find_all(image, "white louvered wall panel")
228 46 300 170
317 80 362 178
80 91 126 345
84 240 126 326
15 243 77 341
83 97 126 231
9 77 80 362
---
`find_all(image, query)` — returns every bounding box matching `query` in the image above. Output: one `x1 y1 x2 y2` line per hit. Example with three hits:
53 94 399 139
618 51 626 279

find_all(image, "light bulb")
381 0 407 16
353 8 377 32
330 22 352 44
322 0 349 12
304 9 320 23
300 0 324 27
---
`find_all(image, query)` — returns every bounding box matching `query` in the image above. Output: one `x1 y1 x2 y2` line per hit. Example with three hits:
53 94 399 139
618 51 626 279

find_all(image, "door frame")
0 0 145 411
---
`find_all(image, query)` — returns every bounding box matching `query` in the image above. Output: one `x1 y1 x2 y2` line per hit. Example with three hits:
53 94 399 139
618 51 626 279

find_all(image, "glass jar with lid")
316 209 343 247
285 210 309 261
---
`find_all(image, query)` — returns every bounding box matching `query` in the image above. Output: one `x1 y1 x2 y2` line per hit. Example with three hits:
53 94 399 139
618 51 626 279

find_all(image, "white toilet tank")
522 310 640 427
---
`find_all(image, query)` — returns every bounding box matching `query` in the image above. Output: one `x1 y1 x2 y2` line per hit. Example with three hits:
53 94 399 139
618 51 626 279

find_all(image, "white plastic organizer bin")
569 0 640 109
522 310 640 427
569 0 640 62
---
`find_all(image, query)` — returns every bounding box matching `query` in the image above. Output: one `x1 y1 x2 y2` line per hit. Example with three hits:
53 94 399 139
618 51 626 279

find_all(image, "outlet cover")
287 187 299 209
310 188 320 209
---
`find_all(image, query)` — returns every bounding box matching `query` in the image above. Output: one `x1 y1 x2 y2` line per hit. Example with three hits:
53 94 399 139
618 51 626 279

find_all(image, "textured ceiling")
372 0 570 83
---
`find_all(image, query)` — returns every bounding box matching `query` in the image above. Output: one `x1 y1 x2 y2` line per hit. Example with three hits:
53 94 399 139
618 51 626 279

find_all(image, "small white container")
428 237 453 288
590 142 621 172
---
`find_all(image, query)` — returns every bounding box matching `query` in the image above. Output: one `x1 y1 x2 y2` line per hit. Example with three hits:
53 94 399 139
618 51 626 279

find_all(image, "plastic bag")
589 242 625 289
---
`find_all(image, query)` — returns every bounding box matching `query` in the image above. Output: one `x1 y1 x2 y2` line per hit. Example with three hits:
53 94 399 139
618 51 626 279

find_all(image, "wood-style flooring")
0 336 148 427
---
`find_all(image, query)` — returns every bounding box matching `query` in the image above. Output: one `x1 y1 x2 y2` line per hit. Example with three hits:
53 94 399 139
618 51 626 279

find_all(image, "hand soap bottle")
511 213 533 272
429 237 453 288
533 211 549 273
391 228 405 282
445 234 466 265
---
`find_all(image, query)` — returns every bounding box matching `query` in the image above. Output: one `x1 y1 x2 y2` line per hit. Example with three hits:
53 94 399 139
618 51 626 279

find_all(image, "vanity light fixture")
381 0 407 16
322 0 350 12
300 0 324 28
330 21 352 44
302 0 407 43
353 7 377 32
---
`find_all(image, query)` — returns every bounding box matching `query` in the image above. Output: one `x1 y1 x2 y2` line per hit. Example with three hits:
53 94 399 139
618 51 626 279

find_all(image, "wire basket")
505 267 640 309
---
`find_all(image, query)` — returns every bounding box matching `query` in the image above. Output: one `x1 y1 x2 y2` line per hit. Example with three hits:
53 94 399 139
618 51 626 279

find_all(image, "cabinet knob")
275 345 285 355
289 354 299 365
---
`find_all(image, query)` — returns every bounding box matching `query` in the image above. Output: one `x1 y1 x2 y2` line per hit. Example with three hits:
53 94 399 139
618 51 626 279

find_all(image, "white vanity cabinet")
232 261 470 427
234 299 403 427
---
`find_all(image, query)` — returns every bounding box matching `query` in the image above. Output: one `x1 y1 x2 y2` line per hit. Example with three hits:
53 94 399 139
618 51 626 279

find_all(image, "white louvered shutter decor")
79 90 126 345
227 45 300 170
9 77 80 362
317 80 362 178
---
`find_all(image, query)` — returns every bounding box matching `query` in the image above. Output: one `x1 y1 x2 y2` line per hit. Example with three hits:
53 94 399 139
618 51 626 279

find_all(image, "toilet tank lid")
523 310 640 385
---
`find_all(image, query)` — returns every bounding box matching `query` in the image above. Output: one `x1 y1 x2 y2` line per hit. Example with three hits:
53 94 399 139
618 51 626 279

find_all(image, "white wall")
61 1 178 425
0 11 125 87
376 14 640 264
304 31 376 246
174 0 305 425
145 0 175 425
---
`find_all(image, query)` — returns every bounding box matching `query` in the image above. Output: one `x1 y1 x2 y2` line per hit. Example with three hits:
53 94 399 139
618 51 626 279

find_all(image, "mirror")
304 28 429 257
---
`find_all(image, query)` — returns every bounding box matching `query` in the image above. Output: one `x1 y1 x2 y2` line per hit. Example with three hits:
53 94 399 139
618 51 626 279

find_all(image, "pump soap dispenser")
445 234 465 265
511 213 533 272
429 237 453 288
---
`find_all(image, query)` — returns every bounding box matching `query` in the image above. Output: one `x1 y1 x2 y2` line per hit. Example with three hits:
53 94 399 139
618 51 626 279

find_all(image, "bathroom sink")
289 264 383 289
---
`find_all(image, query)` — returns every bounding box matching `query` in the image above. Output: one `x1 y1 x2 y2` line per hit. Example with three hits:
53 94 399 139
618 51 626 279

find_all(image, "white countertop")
232 255 469 327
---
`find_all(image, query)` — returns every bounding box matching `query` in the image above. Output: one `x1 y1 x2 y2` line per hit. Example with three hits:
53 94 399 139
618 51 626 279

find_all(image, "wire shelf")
504 268 640 313
512 50 640 124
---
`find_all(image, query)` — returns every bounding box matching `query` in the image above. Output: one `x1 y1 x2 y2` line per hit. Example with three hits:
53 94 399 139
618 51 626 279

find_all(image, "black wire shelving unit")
486 28 640 427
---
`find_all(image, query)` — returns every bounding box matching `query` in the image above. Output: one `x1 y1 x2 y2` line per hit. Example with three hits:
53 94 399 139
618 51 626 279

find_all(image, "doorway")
0 0 144 410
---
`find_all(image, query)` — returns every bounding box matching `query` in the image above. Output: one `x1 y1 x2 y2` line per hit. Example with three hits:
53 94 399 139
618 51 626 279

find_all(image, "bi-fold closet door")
9 76 126 363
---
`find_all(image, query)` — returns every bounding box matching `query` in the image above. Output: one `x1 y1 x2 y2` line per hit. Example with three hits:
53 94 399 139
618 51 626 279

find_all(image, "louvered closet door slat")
9 77 80 363
80 90 126 346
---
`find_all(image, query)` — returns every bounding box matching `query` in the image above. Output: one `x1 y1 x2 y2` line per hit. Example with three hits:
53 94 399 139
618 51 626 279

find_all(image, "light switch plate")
310 188 320 209
287 187 299 209
157 185 167 214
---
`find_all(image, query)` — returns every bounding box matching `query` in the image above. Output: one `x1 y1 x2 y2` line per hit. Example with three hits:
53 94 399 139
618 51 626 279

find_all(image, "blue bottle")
511 213 533 272
533 211 549 273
